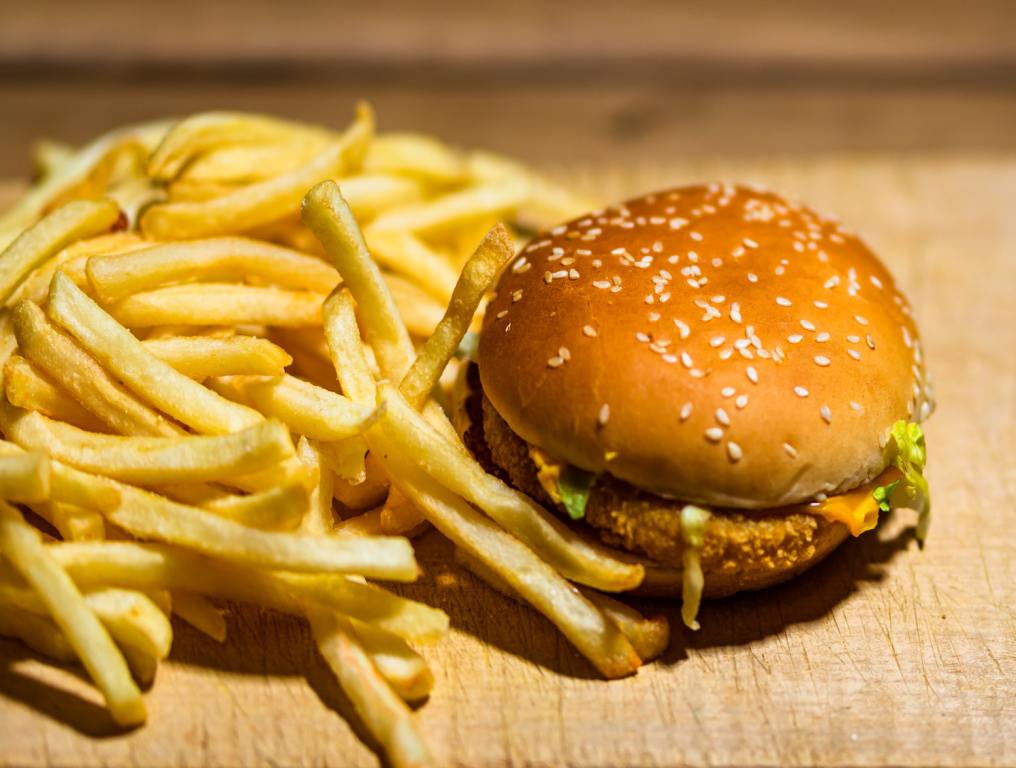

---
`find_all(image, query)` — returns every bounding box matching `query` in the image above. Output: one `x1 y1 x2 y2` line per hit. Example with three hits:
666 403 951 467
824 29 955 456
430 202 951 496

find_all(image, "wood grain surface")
0 154 1014 767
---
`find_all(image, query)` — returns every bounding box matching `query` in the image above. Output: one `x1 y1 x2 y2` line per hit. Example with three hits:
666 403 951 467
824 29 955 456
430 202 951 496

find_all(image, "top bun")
477 184 931 508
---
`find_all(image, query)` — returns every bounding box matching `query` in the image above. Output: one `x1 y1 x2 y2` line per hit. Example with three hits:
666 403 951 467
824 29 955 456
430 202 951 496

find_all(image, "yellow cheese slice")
795 467 902 536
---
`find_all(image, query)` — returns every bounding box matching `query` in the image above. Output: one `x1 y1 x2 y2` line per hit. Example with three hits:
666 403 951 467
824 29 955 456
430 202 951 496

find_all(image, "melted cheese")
797 466 902 536
528 446 562 503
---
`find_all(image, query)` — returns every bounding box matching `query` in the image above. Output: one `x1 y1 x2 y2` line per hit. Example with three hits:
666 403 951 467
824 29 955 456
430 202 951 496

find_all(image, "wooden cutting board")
1 154 1014 767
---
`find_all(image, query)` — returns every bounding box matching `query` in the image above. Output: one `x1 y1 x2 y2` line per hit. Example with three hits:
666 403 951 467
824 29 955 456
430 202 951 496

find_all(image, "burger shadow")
656 515 919 665
394 519 918 679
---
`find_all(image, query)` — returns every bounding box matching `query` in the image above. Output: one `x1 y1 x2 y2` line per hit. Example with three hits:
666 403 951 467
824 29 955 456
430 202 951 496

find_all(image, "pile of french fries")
0 104 668 767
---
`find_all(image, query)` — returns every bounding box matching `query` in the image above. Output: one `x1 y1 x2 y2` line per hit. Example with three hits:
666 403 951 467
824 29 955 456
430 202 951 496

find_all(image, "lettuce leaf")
679 504 710 631
872 479 901 515
558 465 595 521
886 420 931 544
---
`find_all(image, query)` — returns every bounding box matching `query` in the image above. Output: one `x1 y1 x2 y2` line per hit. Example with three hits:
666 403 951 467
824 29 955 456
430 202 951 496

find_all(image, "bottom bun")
457 363 849 599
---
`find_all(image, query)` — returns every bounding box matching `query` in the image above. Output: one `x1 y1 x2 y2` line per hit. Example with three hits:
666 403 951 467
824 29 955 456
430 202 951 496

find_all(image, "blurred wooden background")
1 0 1014 177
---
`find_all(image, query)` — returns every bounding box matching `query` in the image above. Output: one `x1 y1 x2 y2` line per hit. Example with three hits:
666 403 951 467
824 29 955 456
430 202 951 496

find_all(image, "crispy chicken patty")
462 366 848 598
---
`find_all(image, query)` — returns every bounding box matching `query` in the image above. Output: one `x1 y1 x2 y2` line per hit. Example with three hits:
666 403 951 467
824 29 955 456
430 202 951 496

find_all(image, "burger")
455 184 933 627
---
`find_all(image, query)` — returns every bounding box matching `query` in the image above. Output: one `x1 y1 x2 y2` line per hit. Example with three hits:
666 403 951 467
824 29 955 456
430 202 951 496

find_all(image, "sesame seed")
681 352 693 368
735 394 749 409
690 231 703 242
814 355 831 366
669 217 688 230
704 427 724 442
512 289 523 302
582 325 597 337
710 335 725 348
820 405 833 423
743 237 759 249
547 356 564 368
680 402 693 421
721 386 736 397
611 247 626 255
674 319 690 339
775 296 792 307
730 302 742 323
747 272 758 283
849 401 863 412
635 332 650 343
597 404 610 427
662 353 678 364
727 441 743 462
854 314 869 326
815 332 830 342
715 408 730 426
787 334 803 344
866 334 876 350
746 366 759 384
814 300 829 309
824 276 840 289
784 442 798 458
560 256 576 266
800 319 816 331
558 347 571 361
847 349 861 360
689 368 705 379
568 269 580 280
593 280 611 289
870 275 884 289
543 271 554 284
495 309 509 319
719 349 733 360
794 386 809 397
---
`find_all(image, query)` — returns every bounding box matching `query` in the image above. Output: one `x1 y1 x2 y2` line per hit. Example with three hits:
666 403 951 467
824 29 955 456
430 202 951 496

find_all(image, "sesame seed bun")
477 184 930 509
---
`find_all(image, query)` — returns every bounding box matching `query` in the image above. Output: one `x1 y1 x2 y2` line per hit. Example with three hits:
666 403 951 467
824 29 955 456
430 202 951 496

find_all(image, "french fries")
0 104 659 766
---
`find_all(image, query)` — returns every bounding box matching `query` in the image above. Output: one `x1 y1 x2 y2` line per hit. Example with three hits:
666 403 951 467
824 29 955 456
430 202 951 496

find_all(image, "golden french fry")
148 112 333 182
364 230 458 303
321 288 378 405
363 132 465 184
366 180 528 238
400 223 512 409
83 587 173 660
380 488 424 536
46 273 262 434
209 374 377 442
297 437 334 535
3 354 108 431
141 335 292 379
0 199 122 305
141 106 373 239
13 299 183 436
179 139 333 184
201 482 309 530
333 508 385 537
309 609 432 768
302 180 414 380
314 436 368 483
51 541 447 643
170 591 226 643
4 408 294 485
0 501 145 725
332 450 389 512
30 500 105 541
350 618 434 702
32 139 75 180
0 451 50 502
0 438 120 512
107 284 324 329
376 384 643 592
374 444 640 679
86 237 339 303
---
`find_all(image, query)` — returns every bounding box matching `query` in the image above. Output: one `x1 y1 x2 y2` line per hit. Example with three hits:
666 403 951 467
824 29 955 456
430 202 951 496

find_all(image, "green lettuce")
679 505 710 631
877 420 931 544
557 465 595 521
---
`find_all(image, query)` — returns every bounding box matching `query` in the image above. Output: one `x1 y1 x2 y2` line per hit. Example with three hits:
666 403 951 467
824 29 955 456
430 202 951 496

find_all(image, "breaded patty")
463 369 847 598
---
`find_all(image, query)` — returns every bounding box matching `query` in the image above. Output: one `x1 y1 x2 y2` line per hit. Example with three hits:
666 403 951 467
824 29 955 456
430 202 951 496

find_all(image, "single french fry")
141 335 292 379
32 501 106 542
302 180 415 380
0 603 77 662
179 139 333 184
209 374 377 442
3 354 108 431
86 237 339 303
363 132 465 184
334 508 386 537
46 273 262 434
400 223 512 409
0 501 145 725
171 591 226 643
366 180 528 238
0 199 122 304
108 284 324 329
309 609 432 768
3 409 295 486
297 437 334 535
13 299 183 437
337 174 425 220
50 541 447 643
201 482 309 531
141 106 373 239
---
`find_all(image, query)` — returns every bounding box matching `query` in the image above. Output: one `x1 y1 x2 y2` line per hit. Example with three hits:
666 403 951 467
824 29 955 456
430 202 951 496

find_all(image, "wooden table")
1 153 1014 767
